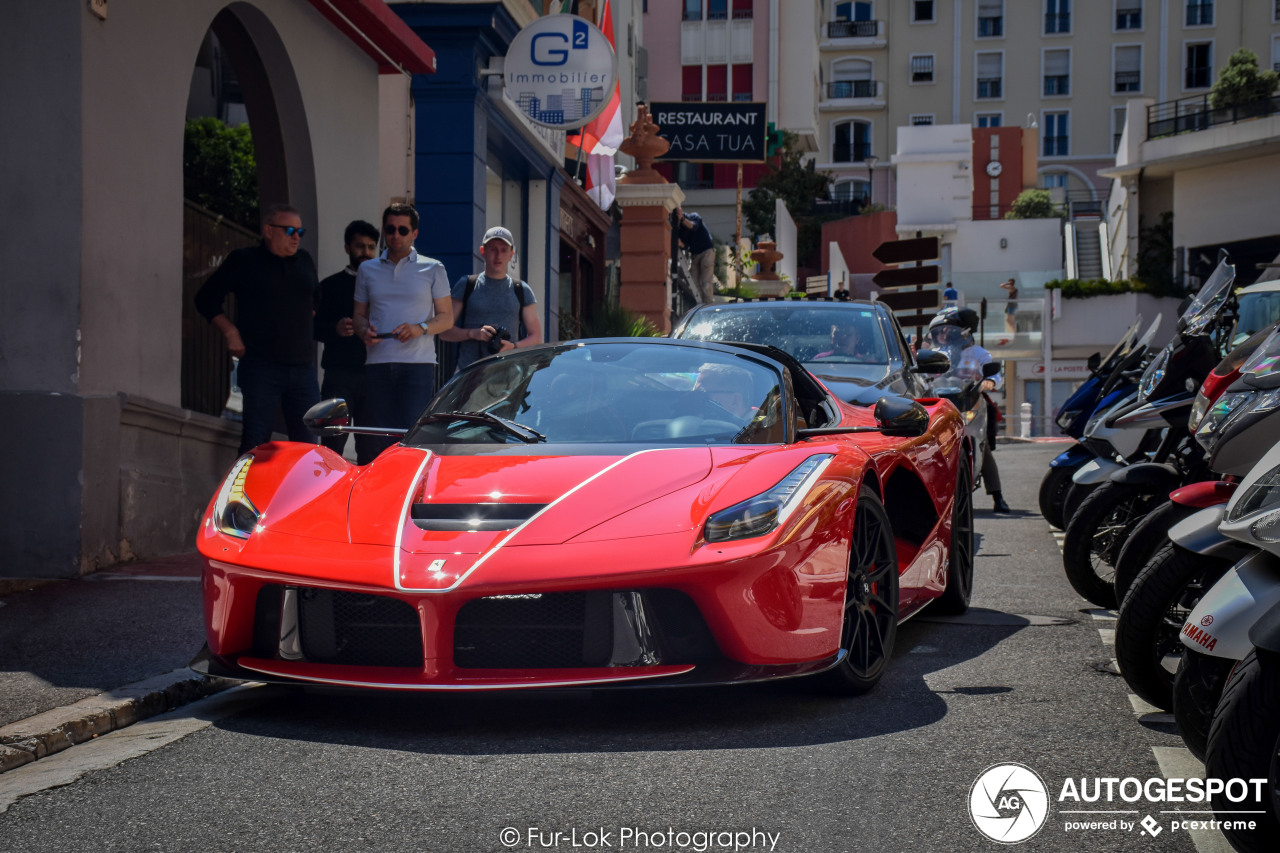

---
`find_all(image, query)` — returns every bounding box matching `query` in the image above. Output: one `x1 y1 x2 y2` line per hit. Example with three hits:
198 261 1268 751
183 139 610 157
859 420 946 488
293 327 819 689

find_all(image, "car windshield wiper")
418 411 546 443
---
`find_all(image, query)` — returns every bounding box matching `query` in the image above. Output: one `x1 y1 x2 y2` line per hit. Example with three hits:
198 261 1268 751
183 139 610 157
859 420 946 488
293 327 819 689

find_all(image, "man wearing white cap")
441 225 542 372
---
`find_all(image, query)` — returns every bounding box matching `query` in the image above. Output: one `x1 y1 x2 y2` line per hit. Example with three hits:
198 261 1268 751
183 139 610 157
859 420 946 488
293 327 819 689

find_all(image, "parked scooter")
1060 254 1239 608
1039 316 1154 529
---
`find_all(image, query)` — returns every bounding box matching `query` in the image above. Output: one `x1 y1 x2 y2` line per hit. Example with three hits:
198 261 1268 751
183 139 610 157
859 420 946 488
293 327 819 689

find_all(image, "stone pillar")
615 183 684 334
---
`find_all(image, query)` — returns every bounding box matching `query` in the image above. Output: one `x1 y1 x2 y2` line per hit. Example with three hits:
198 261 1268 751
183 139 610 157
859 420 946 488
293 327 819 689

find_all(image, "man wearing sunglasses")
195 202 321 453
354 203 454 456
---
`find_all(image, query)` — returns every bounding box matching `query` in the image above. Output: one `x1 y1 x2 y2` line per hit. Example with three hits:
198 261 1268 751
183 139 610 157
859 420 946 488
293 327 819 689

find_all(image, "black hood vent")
411 502 545 532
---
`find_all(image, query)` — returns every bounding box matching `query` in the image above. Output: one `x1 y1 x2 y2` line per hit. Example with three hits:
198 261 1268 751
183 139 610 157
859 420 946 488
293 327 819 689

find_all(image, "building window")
1185 42 1212 89
910 114 935 125
732 65 752 101
1114 45 1141 92
978 0 1004 38
833 120 872 163
910 54 935 84
832 180 870 203
683 0 702 21
830 1 876 38
1042 173 1068 189
1116 1 1142 29
732 2 753 19
1043 112 1069 156
1043 48 1070 96
1272 35 1280 73
1112 106 1127 152
1045 0 1071 34
913 1 935 22
1186 0 1213 27
707 0 727 20
975 113 1002 127
706 65 727 101
976 52 1003 99
682 65 702 101
829 58 875 98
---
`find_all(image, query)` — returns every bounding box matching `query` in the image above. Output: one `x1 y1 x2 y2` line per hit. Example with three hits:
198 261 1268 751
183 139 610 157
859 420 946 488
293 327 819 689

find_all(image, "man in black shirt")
314 220 379 464
195 203 321 453
675 206 718 302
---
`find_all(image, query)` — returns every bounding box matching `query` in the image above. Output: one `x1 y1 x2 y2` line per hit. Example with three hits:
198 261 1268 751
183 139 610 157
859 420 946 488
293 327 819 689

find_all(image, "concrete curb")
0 669 239 774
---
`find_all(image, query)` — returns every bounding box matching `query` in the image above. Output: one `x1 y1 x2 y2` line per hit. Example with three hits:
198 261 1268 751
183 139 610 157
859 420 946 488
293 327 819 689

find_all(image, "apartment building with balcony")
643 0 819 242
818 0 1280 216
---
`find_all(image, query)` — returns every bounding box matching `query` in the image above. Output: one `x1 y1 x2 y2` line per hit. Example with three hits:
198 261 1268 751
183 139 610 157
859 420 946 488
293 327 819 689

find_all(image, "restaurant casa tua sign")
503 14 617 131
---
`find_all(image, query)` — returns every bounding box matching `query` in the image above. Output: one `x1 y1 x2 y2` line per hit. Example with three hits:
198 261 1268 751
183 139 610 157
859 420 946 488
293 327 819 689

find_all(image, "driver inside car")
693 363 757 419
813 324 868 361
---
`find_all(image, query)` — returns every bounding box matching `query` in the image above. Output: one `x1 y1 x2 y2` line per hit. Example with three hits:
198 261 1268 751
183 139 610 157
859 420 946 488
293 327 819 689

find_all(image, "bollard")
1019 402 1032 438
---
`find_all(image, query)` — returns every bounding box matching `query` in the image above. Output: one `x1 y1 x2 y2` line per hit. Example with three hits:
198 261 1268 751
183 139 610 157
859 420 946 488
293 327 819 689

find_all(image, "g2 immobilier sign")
650 102 767 163
504 15 617 131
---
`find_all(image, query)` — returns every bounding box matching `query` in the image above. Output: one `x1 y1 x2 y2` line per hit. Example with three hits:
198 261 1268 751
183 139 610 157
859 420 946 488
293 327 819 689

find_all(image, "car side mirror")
1086 352 1101 372
913 348 951 375
874 395 929 437
982 360 1002 379
303 398 351 434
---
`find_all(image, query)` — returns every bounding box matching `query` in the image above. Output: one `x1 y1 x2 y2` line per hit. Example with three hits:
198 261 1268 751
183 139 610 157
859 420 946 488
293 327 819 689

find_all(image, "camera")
487 326 512 354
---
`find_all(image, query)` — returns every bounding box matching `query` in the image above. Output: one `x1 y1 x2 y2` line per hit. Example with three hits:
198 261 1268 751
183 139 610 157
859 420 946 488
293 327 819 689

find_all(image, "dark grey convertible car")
672 299 941 404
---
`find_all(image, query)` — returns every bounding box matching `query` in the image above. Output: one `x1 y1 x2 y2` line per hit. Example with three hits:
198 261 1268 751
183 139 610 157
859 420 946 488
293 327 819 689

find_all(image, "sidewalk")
0 553 233 773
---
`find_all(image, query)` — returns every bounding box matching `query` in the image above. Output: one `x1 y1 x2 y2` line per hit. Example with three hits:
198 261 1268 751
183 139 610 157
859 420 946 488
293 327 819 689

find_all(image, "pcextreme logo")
969 763 1051 844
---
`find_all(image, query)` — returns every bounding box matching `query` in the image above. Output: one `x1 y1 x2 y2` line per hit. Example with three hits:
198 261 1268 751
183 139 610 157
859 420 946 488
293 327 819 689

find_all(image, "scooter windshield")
1240 324 1280 377
1181 258 1237 335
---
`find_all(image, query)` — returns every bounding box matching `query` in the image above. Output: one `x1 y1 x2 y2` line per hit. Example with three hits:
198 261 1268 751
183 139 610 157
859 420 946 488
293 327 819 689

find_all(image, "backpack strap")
457 274 479 329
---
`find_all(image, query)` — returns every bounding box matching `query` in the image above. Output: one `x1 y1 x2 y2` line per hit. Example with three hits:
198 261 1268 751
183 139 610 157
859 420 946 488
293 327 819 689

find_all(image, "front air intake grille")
454 592 612 669
296 588 423 667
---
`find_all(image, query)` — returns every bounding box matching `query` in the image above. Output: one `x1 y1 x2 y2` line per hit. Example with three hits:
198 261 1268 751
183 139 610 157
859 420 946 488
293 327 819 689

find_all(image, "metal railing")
977 78 1002 99
827 19 879 38
1043 135 1069 156
1043 76 1069 96
1114 70 1140 92
826 80 877 99
1147 92 1280 140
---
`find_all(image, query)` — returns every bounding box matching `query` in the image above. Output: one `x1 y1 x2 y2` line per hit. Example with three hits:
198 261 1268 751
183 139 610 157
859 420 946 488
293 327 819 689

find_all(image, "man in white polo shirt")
353 202 453 456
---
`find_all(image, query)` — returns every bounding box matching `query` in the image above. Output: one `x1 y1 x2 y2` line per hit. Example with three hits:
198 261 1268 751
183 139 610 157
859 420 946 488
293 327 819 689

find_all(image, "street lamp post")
864 154 878 208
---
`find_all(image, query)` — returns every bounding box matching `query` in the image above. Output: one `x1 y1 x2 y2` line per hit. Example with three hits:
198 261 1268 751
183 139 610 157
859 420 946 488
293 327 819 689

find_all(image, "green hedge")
1043 278 1151 299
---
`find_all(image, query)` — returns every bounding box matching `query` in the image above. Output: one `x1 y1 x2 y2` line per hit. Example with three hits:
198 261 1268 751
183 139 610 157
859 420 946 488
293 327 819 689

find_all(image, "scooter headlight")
1193 391 1255 453
1227 464 1280 523
1056 408 1083 430
1188 389 1212 432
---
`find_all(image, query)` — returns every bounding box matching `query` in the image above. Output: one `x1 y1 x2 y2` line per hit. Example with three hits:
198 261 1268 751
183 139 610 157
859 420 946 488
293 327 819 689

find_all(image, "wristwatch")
417 321 429 333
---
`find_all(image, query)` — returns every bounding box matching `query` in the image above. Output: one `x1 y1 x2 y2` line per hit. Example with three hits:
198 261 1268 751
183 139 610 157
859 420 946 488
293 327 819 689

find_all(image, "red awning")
306 0 436 75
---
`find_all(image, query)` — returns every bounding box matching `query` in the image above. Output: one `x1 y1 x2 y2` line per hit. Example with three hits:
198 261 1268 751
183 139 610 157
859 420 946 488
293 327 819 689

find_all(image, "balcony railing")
1043 135 1069 156
826 80 877 99
1044 12 1070 33
832 142 873 163
732 92 752 102
977 16 1003 37
1114 71 1140 92
707 93 727 101
682 93 702 102
1043 76 1069 96
732 7 753 18
827 20 880 39
1147 92 1280 139
977 78 1003 99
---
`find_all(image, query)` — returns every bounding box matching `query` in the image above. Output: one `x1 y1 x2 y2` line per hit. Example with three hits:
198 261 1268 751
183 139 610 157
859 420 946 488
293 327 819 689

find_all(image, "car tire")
1062 481 1162 609
933 455 974 615
1172 648 1236 761
813 488 899 696
1113 498 1197 605
1204 648 1280 853
1039 462 1081 530
1114 542 1231 710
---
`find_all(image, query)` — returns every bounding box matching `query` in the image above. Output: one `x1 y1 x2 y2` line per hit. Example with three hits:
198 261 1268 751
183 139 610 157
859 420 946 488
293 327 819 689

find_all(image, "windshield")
1099 315 1144 368
678 305 890 365
1241 325 1280 378
1181 258 1236 335
1234 289 1280 346
405 342 787 446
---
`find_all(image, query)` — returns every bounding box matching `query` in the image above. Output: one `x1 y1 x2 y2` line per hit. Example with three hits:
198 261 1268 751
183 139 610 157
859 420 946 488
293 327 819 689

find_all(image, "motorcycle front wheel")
1062 481 1163 609
1039 463 1082 530
1172 648 1237 761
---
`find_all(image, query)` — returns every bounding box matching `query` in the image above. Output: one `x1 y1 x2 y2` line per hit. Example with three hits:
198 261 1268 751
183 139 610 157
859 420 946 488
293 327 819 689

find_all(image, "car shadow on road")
211 610 1052 755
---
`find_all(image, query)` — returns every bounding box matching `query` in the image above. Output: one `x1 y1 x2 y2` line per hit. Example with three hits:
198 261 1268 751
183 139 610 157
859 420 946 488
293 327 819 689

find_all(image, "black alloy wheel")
1062 481 1162 609
933 455 974 615
1204 648 1280 853
1113 499 1198 605
1039 462 1082 530
1114 542 1232 710
815 488 899 696
1172 648 1237 761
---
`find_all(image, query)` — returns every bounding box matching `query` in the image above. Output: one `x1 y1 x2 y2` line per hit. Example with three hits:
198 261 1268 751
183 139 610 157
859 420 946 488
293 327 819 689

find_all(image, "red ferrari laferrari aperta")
191 338 970 695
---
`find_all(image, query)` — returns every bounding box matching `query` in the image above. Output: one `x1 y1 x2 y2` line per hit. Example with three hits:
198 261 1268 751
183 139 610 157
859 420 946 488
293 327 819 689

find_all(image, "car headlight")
213 455 260 539
1193 391 1254 453
704 455 832 543
1228 463 1280 524
1139 349 1169 401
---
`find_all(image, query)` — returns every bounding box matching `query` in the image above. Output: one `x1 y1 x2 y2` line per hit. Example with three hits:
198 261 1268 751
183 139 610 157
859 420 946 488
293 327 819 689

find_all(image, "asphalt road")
0 443 1222 852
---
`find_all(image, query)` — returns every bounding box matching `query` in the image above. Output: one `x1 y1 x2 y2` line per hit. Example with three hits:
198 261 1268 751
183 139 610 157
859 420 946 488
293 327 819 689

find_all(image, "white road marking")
1128 694 1163 716
1098 628 1115 645
1087 608 1117 622
1152 747 1237 853
0 683 271 813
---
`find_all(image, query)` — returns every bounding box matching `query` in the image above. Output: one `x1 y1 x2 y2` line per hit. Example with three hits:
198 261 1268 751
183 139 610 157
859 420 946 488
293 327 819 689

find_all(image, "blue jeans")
319 366 379 465
364 362 437 457
236 357 321 453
